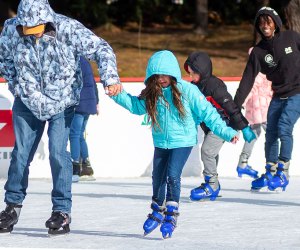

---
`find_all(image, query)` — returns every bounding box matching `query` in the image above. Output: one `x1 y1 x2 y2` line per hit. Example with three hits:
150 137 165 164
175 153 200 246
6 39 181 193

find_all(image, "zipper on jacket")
165 100 169 148
36 38 44 94
36 38 45 119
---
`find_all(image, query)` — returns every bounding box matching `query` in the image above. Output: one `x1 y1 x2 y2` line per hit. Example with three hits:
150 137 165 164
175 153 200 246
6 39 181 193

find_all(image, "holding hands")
105 84 123 96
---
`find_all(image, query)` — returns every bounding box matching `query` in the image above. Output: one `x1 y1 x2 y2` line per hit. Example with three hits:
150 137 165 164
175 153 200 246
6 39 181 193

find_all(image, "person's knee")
167 176 181 186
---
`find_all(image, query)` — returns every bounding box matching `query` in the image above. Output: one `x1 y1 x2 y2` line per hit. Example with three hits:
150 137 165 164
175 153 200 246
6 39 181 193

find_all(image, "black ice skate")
0 204 22 234
45 211 71 236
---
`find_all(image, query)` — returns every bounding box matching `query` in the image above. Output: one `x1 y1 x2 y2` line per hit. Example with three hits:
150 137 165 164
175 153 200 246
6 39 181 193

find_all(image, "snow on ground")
0 177 300 250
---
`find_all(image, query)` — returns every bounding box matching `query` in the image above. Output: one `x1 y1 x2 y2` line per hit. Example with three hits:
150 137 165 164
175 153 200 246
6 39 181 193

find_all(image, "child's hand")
230 135 239 144
96 104 100 116
105 83 123 96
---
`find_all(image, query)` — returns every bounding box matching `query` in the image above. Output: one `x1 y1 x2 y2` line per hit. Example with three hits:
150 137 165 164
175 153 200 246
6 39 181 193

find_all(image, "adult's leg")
277 94 300 162
4 98 45 205
48 106 74 213
265 98 283 163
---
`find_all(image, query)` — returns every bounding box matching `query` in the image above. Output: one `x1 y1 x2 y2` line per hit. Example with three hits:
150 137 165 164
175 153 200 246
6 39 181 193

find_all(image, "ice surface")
0 177 300 250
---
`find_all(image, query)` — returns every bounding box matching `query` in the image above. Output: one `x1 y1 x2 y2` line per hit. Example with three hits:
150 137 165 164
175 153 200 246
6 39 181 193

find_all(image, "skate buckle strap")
197 183 212 195
147 213 163 223
164 211 180 217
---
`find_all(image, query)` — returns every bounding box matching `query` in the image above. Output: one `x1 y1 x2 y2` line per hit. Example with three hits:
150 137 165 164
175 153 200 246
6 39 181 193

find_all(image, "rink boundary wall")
1 77 300 179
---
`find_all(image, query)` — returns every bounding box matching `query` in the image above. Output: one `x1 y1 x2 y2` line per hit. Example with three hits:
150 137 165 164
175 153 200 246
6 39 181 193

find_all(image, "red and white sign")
0 110 15 147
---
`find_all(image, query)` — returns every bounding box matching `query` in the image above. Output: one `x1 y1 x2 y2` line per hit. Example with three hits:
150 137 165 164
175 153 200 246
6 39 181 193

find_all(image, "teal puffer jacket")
112 50 237 149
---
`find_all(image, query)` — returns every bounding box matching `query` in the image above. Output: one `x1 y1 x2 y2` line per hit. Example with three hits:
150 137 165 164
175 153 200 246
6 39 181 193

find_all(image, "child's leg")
237 124 261 178
201 132 224 181
190 132 223 201
238 124 261 166
158 147 192 238
152 147 170 206
165 147 193 203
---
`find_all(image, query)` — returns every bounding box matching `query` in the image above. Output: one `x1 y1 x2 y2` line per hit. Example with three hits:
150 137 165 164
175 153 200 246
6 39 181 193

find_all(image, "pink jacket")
243 72 273 125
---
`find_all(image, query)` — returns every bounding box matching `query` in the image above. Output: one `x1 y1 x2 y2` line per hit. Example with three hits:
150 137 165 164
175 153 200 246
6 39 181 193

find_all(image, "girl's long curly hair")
140 74 186 130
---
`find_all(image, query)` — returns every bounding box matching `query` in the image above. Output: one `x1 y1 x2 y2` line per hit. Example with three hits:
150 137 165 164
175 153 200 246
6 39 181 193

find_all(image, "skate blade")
0 226 14 234
238 175 257 180
190 195 222 202
251 187 279 193
79 175 96 181
162 233 172 239
47 226 70 237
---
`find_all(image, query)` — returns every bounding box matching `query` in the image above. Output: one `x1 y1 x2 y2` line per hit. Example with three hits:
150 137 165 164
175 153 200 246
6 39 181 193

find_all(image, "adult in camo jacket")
0 0 121 233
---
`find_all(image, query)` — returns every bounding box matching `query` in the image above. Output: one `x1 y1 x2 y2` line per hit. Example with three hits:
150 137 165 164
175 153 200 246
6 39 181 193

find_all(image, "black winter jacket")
184 52 249 134
234 7 300 108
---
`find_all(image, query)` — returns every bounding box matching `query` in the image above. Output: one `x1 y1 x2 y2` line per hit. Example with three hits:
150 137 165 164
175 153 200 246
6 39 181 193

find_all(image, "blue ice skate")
190 176 220 201
160 201 179 239
143 202 165 236
268 162 289 191
251 163 275 192
237 165 259 179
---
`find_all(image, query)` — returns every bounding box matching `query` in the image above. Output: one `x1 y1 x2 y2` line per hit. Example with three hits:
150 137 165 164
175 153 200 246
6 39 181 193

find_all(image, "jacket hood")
145 50 181 83
254 7 282 38
184 51 212 82
16 0 55 27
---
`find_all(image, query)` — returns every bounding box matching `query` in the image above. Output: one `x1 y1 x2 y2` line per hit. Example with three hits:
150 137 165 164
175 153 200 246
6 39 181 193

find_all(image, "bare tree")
194 0 208 35
283 0 300 32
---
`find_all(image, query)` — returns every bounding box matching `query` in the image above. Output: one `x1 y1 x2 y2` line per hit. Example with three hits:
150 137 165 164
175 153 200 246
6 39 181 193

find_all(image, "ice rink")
0 177 300 250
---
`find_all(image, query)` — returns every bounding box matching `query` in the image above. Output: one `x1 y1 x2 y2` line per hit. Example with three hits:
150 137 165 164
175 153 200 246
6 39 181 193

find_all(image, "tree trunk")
253 0 270 45
283 0 300 32
194 0 208 35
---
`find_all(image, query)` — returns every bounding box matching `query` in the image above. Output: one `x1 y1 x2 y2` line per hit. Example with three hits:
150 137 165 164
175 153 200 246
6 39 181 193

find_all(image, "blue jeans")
265 94 300 163
69 112 90 162
4 98 74 213
152 147 192 206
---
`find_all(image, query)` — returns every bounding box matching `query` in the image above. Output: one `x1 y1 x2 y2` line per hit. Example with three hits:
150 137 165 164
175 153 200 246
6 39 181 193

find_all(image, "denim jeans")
265 94 300 163
69 112 90 162
4 98 74 213
152 147 192 206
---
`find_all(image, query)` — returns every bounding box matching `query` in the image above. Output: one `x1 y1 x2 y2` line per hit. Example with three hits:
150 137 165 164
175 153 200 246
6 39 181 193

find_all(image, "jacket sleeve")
70 20 120 87
212 80 248 130
234 52 260 109
293 31 300 51
0 20 18 95
188 85 237 142
111 89 147 115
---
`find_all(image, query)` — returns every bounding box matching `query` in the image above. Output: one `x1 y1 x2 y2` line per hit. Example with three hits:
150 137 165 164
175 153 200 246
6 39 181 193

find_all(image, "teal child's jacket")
112 50 237 149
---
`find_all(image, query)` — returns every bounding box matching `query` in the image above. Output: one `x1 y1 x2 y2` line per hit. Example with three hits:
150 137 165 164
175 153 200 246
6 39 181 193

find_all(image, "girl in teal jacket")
111 50 238 239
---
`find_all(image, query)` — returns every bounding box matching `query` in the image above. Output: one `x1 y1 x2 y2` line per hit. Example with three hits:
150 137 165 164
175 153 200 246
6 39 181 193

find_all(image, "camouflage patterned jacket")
0 0 120 120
